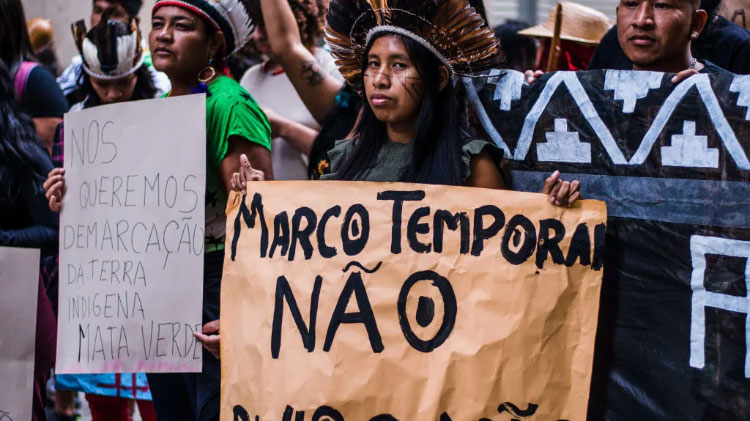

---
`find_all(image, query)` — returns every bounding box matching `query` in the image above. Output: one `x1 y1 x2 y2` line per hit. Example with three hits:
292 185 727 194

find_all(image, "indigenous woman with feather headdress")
321 0 507 187
231 0 580 203
198 0 583 370
146 0 272 419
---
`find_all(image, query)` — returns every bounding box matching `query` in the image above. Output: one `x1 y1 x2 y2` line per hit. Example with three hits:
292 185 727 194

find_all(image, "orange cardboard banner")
221 181 606 420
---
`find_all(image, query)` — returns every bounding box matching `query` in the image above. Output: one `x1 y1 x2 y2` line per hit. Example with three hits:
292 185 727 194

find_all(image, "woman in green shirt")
147 0 272 420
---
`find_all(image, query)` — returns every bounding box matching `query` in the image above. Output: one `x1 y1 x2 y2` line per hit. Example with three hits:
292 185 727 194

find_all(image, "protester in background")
145 1 273 419
226 42 263 80
616 0 722 74
518 2 611 71
240 0 341 180
526 1 721 88
589 0 750 74
57 0 171 106
42 16 158 421
724 1 749 29
0 0 69 154
0 58 58 421
255 0 357 179
27 17 61 77
692 0 750 72
494 20 538 71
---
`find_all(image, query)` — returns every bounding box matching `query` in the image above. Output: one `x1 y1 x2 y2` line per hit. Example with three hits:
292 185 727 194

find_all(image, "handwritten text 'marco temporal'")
232 190 606 270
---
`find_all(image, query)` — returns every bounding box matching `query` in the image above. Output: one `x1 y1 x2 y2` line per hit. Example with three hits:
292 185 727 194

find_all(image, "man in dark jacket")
589 0 750 74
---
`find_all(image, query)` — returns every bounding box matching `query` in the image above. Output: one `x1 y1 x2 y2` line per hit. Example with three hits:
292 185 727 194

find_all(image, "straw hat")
518 2 612 45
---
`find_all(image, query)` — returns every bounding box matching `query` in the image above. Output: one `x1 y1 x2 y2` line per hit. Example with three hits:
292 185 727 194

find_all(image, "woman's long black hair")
0 59 51 196
335 33 464 186
0 0 34 69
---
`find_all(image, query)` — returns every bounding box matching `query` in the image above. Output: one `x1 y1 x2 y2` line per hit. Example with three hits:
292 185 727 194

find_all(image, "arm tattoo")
301 61 324 86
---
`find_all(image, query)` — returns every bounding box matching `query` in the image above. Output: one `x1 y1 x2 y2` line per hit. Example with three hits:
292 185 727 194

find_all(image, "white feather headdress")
153 0 255 56
72 17 144 80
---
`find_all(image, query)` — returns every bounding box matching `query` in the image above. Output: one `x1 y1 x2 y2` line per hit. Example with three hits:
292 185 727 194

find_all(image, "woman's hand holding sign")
542 170 581 207
194 319 221 360
203 154 266 359
231 154 265 195
43 167 66 212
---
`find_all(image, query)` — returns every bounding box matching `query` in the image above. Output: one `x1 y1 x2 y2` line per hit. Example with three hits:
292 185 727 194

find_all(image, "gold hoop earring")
198 65 216 84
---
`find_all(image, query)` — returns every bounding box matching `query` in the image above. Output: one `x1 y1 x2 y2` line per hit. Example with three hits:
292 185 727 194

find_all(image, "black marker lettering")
471 205 505 256
398 271 457 352
324 272 383 353
269 212 290 258
289 207 317 261
536 219 566 269
433 210 470 254
377 190 425 254
341 204 370 256
565 223 591 267
271 275 322 359
501 215 537 265
407 206 431 253
231 193 269 261
317 206 341 259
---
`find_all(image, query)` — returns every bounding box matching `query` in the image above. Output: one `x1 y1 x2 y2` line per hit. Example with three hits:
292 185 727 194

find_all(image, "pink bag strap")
14 61 39 101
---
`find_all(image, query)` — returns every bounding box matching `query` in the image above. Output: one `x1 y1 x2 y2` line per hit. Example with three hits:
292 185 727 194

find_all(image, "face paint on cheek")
363 70 393 82
397 75 425 105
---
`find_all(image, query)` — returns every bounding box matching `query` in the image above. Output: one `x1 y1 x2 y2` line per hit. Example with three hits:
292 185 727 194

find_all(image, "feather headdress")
325 0 500 90
153 0 255 56
72 14 144 80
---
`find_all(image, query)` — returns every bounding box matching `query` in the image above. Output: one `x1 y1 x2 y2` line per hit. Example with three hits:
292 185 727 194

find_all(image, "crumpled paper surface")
221 181 606 420
0 246 40 421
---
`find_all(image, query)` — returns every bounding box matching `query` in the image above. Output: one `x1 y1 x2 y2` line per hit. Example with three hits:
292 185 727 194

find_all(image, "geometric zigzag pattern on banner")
468 69 750 420
467 70 750 169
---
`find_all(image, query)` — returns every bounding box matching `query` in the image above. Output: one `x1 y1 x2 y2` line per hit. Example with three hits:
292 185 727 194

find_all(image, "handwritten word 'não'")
270 269 456 358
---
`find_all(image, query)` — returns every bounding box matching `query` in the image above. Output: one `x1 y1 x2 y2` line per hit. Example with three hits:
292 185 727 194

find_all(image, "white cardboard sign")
57 95 206 373
0 246 40 421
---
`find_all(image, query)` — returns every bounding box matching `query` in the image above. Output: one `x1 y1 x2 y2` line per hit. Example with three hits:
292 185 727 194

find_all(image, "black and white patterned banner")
467 70 750 420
